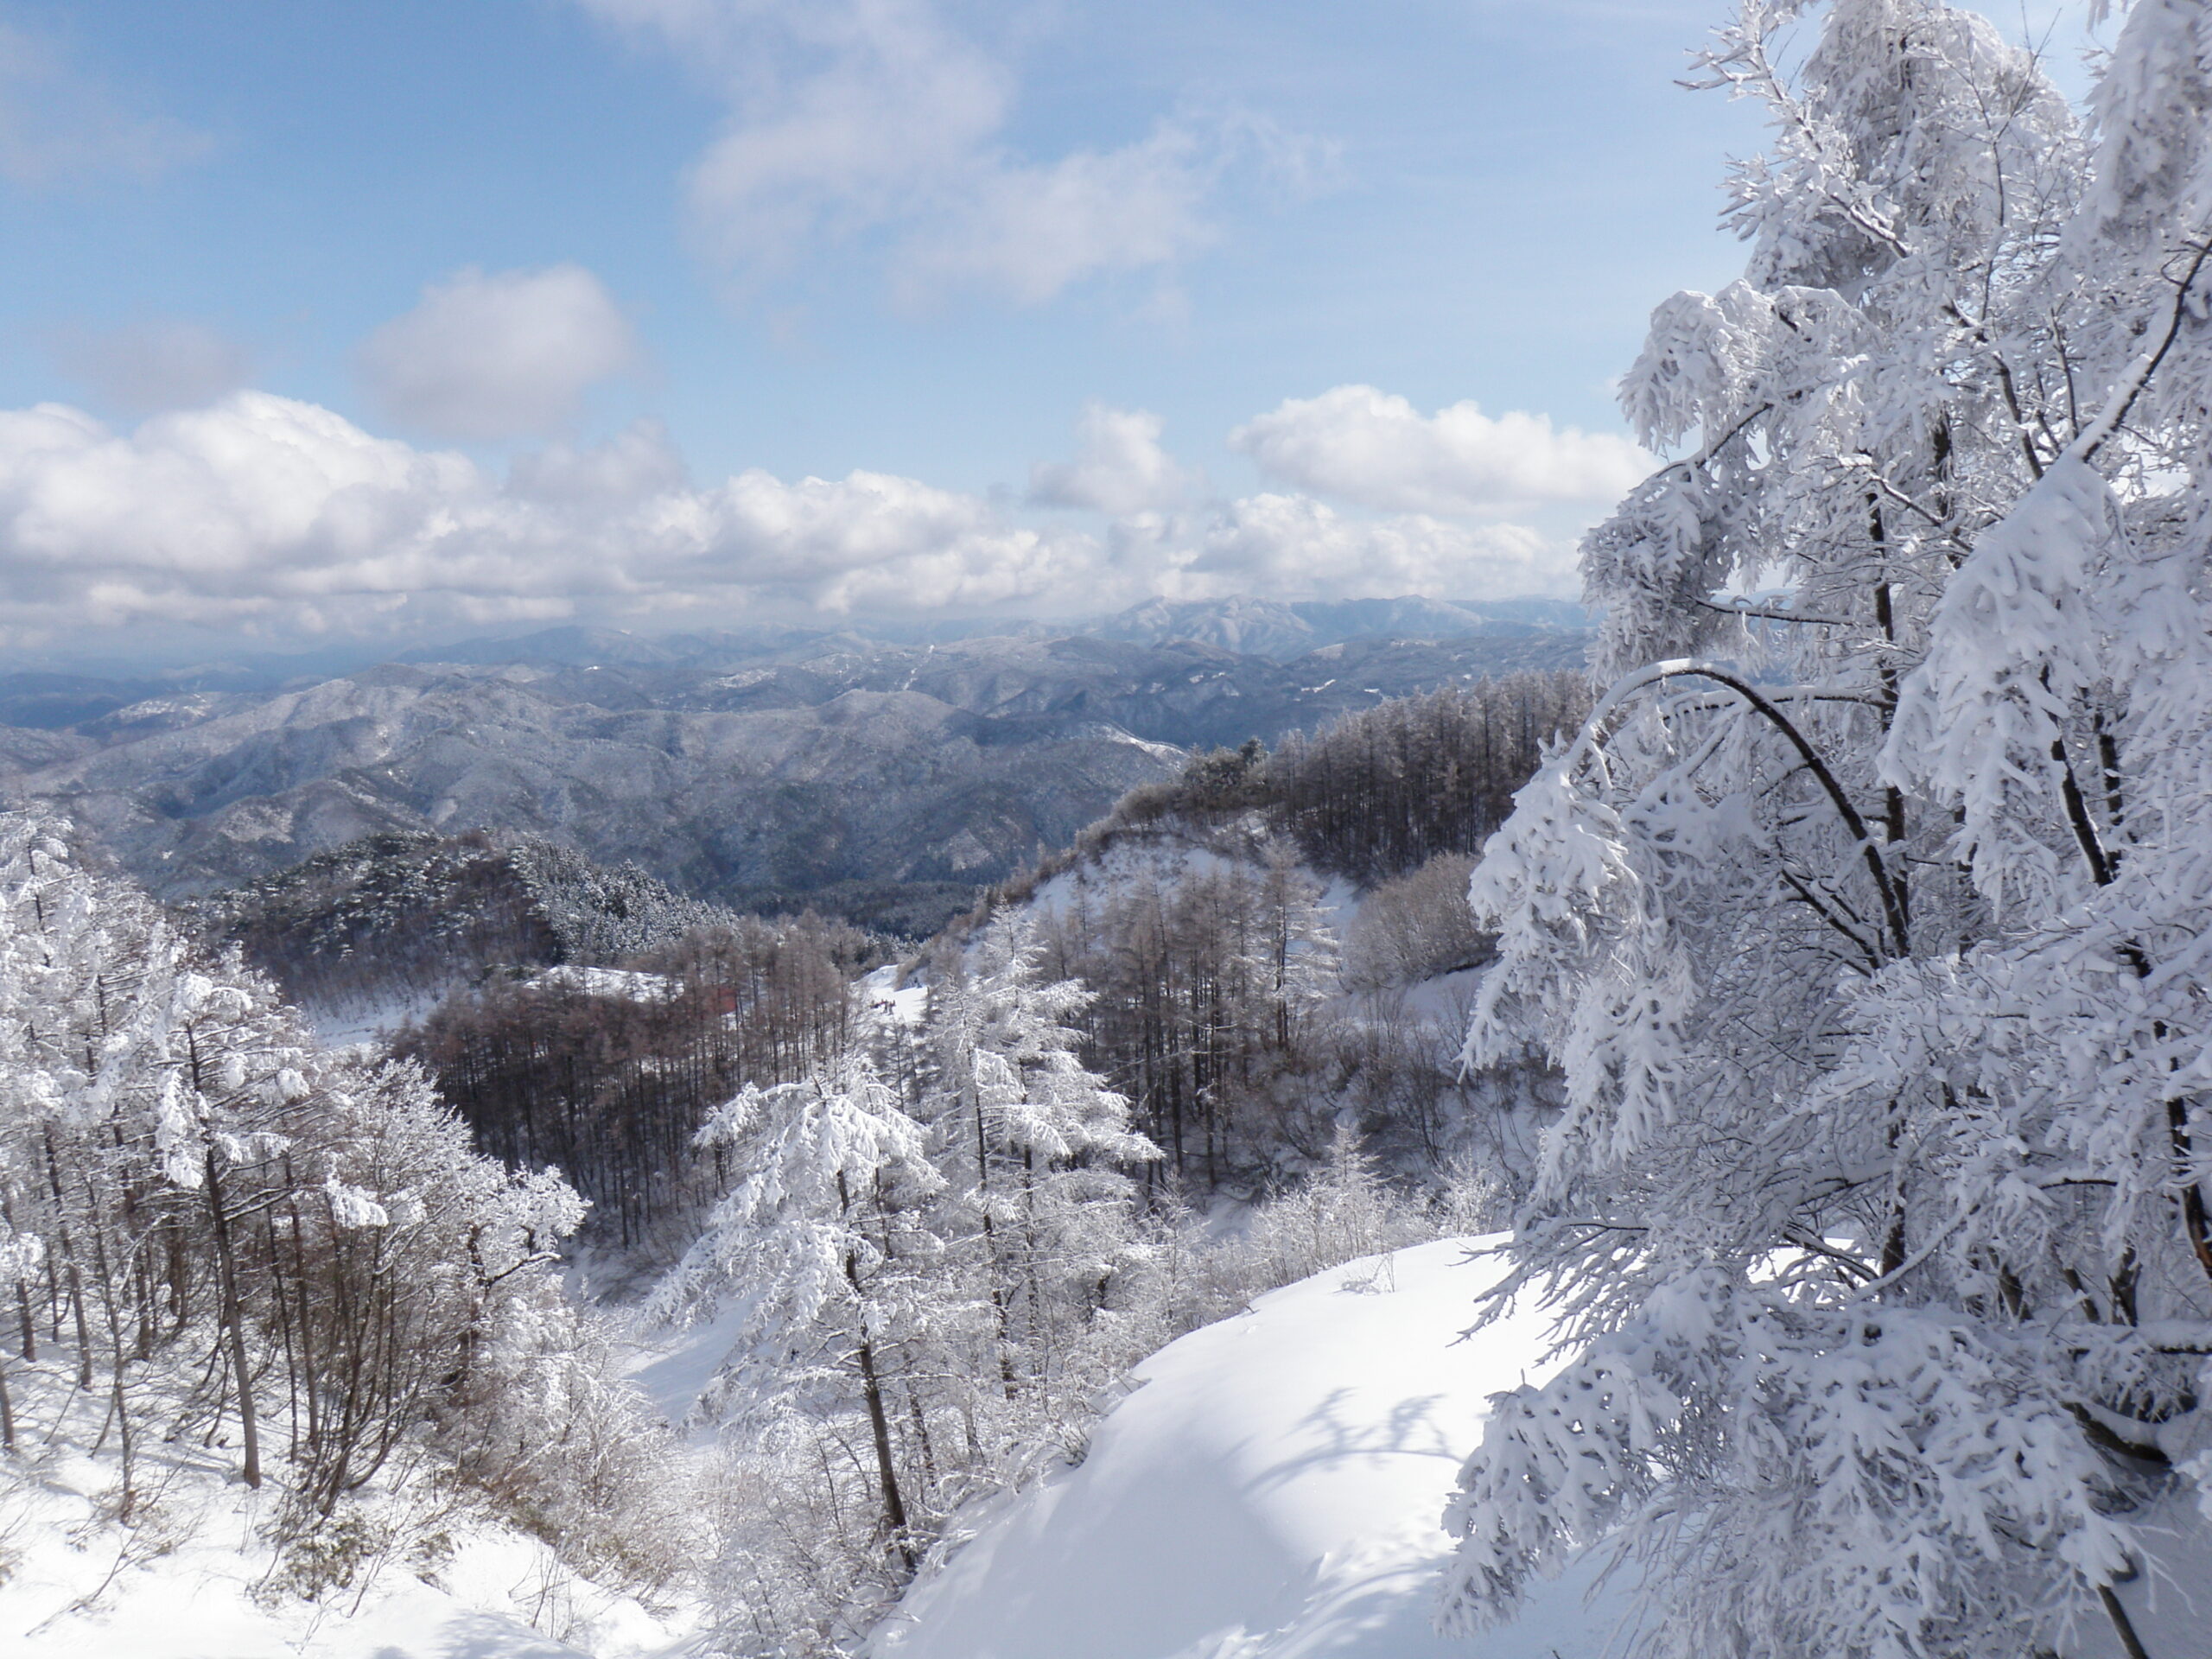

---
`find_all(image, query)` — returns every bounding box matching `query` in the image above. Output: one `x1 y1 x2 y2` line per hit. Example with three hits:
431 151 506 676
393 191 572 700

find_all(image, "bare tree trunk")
2 1192 35 1362
43 1135 92 1389
2100 1581 2154 1659
203 1149 260 1489
836 1167 913 1571
972 1081 1018 1400
85 1192 135 1517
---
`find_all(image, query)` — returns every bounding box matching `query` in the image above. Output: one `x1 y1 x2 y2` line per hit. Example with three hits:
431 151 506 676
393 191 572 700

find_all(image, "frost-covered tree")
0 811 670 1582
921 913 1157 1418
1440 4 2212 1656
650 1054 947 1568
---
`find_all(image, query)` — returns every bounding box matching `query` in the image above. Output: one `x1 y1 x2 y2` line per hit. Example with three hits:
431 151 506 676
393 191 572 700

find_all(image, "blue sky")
0 0 2091 658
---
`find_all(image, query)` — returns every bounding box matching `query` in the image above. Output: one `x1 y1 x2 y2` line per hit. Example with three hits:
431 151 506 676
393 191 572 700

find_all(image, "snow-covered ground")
16 1229 2202 1658
0 1357 687 1659
530 966 677 1001
870 1236 1629 1659
298 987 447 1050
0 1465 682 1659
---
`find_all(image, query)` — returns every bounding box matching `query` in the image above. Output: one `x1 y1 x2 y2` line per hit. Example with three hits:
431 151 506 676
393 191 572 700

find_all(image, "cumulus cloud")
575 0 1323 305
53 319 258 416
1231 384 1651 516
1143 494 1567 603
0 391 1103 647
356 265 640 442
0 388 1578 653
1029 404 1198 516
0 22 211 188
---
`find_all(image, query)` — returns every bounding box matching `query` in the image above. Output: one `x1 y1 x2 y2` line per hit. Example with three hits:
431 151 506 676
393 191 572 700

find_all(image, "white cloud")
1151 494 1570 602
898 123 1218 307
0 391 1103 647
576 0 1319 305
1029 404 1198 516
1230 385 1651 516
0 23 211 188
668 0 1007 279
54 320 257 416
356 265 640 442
0 388 1578 653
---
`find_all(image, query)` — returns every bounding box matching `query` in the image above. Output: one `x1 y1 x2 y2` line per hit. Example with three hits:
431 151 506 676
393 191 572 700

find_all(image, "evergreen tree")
649 1053 946 1567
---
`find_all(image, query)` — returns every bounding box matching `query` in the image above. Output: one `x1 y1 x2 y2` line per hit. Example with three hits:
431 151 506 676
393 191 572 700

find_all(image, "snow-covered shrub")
440 1281 693 1597
1129 1128 1440 1335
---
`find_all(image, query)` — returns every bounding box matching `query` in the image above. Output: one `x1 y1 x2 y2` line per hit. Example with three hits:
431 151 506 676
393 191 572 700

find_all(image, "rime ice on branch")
1441 4 2212 1656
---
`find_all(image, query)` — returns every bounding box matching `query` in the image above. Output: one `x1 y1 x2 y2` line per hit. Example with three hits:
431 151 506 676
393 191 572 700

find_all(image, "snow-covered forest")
6 2 2212 1656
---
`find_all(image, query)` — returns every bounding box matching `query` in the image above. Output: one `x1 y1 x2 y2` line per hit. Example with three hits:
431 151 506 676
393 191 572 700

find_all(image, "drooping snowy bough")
1441 3 2212 1656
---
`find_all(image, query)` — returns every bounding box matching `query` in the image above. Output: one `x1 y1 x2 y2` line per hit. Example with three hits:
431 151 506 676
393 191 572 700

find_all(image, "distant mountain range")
1093 594 1584 658
0 598 1590 933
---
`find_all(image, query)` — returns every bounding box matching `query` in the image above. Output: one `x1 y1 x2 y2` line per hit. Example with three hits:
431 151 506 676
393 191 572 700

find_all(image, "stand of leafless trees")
397 914 868 1248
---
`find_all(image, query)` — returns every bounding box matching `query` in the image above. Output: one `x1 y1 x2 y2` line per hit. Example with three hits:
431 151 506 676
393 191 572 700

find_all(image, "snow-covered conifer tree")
1440 4 2212 1655
921 913 1157 1419
650 1052 945 1567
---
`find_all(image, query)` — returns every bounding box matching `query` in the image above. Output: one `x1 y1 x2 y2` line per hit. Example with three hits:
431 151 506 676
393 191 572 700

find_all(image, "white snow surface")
0 1461 681 1659
0 1350 686 1659
872 1236 1627 1659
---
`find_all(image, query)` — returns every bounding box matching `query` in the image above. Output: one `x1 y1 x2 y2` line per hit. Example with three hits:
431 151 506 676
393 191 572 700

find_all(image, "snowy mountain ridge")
0 627 1586 934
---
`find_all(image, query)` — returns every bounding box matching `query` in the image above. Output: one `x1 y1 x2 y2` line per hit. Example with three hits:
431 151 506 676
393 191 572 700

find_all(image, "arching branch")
1659 664 1913 959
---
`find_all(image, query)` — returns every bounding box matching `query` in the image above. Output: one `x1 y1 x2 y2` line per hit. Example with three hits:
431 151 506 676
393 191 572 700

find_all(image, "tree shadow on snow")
1240 1384 1461 1499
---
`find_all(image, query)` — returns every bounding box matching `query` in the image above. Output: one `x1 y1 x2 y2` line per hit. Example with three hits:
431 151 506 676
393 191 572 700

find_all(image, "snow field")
872 1236 1627 1659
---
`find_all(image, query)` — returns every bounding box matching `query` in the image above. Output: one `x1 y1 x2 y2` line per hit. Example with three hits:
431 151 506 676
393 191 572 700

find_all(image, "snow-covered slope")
0 1460 680 1659
0 1319 687 1659
870 1236 1624 1659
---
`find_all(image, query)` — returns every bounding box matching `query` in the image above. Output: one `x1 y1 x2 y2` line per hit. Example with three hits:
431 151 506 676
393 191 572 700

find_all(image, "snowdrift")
871 1236 1626 1659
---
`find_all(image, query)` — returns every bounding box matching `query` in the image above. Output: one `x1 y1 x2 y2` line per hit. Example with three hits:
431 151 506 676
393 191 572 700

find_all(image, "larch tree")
921 912 1157 1420
1440 3 2212 1656
0 811 653 1561
648 1053 947 1569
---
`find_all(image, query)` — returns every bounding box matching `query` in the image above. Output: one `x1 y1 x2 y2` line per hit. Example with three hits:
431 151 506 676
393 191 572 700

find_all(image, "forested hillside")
397 912 868 1249
0 617 1585 936
968 670 1590 1188
191 830 745 1016
0 817 690 1648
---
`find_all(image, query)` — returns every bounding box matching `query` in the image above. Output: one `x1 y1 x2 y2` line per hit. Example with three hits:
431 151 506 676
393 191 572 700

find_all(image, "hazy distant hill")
1092 594 1585 658
0 606 1590 931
